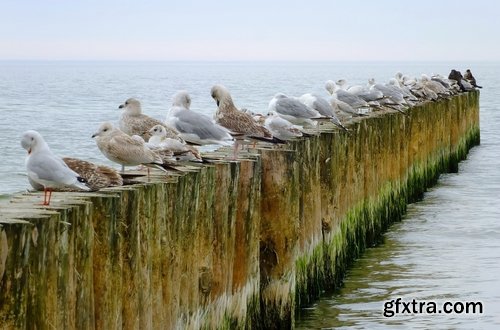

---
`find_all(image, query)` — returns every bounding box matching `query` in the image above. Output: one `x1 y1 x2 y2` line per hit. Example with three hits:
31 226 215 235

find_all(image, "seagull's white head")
149 124 167 137
325 80 337 94
171 91 191 109
21 130 47 155
420 74 430 82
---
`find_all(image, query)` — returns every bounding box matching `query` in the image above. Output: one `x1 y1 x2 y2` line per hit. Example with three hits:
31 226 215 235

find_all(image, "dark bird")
464 69 482 88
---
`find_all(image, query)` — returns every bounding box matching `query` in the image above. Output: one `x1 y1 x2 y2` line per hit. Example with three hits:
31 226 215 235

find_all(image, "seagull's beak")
118 104 125 109
216 100 220 107
91 133 97 138
27 148 31 155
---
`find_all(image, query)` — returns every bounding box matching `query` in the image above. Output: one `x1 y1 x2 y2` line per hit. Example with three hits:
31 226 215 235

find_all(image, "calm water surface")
1 61 499 328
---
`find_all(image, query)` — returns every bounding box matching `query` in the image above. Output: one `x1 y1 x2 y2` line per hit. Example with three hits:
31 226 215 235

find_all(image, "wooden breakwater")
0 91 480 329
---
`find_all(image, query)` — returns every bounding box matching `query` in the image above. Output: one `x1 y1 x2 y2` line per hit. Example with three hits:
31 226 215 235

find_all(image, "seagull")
118 97 180 141
325 80 371 110
298 93 348 131
388 78 419 104
367 78 408 114
147 124 202 163
131 133 179 165
268 93 327 127
401 76 435 100
92 122 176 173
431 74 461 94
166 90 234 146
21 130 90 205
329 98 367 118
420 74 451 98
211 84 284 158
464 69 482 88
335 79 385 107
264 112 304 140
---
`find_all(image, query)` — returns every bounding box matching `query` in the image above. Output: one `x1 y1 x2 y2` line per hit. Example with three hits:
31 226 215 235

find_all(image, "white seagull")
147 124 202 163
264 112 304 140
166 90 234 146
268 93 326 127
21 130 90 205
325 80 371 110
298 93 348 131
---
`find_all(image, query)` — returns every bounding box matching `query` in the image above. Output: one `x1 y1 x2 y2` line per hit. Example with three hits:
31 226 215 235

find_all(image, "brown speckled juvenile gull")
118 98 181 141
92 122 171 173
29 157 123 191
211 84 285 158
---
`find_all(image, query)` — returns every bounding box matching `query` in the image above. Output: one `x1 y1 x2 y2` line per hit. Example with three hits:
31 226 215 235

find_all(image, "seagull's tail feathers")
75 177 91 191
248 135 287 144
148 162 183 173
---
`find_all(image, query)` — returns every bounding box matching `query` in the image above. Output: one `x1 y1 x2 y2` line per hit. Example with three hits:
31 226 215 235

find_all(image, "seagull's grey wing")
312 98 335 117
27 153 78 185
375 84 402 102
276 98 317 118
336 90 356 103
336 90 368 108
175 111 229 140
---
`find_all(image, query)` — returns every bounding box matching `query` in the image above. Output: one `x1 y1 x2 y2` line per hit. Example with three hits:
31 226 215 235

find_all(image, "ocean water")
1 61 499 328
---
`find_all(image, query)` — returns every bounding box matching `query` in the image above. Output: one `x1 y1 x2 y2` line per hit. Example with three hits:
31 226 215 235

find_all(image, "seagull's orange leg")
42 187 52 206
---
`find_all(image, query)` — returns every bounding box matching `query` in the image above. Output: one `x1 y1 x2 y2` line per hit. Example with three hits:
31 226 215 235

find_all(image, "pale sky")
1 0 499 61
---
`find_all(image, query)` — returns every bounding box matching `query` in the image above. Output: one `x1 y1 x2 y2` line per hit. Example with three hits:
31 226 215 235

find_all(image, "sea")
1 61 499 328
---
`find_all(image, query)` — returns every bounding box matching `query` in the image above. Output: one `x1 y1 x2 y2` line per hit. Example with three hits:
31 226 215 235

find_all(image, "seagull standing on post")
21 130 90 205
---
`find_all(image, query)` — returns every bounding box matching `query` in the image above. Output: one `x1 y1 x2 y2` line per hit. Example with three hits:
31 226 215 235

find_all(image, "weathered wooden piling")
0 91 480 329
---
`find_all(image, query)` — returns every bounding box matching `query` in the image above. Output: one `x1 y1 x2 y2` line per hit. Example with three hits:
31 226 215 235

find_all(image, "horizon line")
0 59 496 63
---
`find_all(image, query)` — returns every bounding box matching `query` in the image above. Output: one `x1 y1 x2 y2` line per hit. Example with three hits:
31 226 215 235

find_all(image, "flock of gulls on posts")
20 69 481 205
